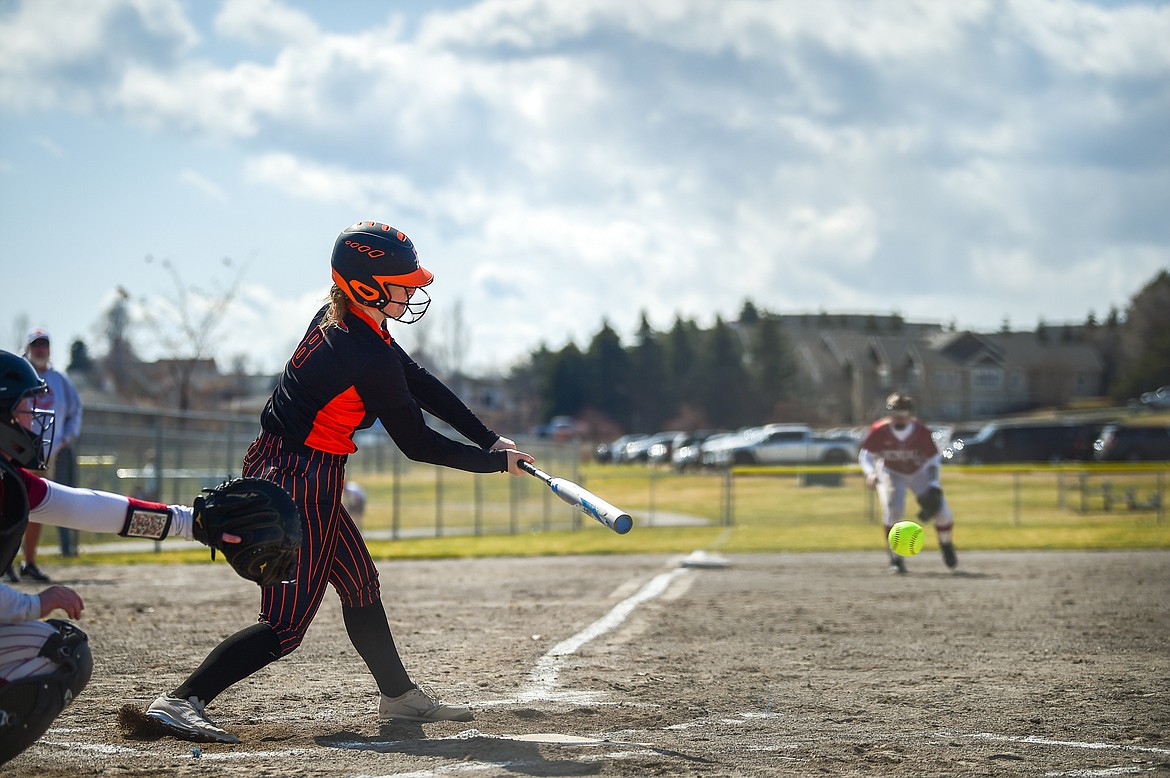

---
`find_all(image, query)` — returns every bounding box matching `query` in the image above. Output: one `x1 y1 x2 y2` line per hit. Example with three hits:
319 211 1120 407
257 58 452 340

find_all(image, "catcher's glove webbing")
192 478 302 587
916 486 943 522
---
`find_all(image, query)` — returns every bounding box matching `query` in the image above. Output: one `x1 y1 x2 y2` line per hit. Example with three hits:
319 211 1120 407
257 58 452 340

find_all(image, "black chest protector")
1 458 31 571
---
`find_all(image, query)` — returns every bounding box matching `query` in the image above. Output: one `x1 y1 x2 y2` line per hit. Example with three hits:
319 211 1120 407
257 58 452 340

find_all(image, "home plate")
680 550 731 569
499 733 616 745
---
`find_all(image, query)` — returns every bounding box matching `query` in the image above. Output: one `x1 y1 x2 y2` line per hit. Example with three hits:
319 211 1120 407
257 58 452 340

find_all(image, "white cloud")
0 0 198 111
214 0 319 46
1008 0 1170 78
243 153 424 213
32 135 66 158
178 169 227 203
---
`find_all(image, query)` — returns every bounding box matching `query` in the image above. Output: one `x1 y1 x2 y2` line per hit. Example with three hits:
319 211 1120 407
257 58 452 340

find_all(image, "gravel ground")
5 549 1169 777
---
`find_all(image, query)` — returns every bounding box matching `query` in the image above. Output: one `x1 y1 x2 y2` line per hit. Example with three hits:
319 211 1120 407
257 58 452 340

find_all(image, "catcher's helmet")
886 392 914 414
0 350 55 469
330 221 433 323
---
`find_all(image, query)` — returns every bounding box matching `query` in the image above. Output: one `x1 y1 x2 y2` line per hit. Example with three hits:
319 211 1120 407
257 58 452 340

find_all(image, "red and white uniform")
858 419 954 530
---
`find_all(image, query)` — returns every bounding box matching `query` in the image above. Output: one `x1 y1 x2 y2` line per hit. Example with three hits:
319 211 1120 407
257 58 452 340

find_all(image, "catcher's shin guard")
0 620 93 765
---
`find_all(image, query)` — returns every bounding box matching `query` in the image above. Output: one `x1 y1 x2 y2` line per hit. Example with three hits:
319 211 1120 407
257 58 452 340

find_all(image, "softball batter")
146 221 534 743
859 393 957 574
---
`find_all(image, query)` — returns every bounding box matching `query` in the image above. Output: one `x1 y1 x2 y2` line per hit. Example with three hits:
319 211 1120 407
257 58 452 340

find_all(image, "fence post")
474 475 483 536
1159 472 1165 525
648 466 657 526
722 467 735 526
391 451 401 541
1014 471 1021 526
435 467 444 538
510 475 519 534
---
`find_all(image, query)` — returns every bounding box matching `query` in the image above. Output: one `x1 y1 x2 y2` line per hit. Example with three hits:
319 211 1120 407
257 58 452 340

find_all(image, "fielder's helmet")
330 222 434 321
0 350 54 469
886 392 914 414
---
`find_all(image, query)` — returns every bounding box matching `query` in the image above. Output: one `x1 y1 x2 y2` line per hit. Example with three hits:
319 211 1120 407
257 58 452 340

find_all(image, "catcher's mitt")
192 478 302 587
916 486 944 522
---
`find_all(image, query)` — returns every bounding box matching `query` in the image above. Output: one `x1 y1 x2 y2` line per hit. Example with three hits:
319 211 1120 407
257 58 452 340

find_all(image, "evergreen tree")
630 312 670 431
696 316 752 428
1116 269 1170 397
545 344 589 420
67 339 94 373
585 321 632 429
739 300 760 326
749 315 798 419
666 315 701 417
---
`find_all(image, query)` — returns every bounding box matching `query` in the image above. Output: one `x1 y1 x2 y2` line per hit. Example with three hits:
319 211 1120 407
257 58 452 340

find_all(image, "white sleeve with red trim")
0 584 41 622
858 447 878 478
28 480 194 541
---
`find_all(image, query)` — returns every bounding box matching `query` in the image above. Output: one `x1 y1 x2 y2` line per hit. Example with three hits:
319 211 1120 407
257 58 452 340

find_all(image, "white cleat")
379 687 474 723
145 694 239 744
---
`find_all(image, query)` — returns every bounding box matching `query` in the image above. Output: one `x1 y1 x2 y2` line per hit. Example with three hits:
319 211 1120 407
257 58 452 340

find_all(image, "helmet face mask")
0 351 56 469
330 221 434 323
382 285 432 324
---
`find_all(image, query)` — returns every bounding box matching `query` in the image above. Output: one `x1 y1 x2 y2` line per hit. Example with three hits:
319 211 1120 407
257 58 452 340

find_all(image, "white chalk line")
940 732 1170 757
1045 769 1148 778
479 565 691 706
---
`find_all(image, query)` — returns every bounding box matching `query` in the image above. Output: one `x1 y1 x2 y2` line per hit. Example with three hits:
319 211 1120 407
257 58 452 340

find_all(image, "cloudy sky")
1 0 1167 376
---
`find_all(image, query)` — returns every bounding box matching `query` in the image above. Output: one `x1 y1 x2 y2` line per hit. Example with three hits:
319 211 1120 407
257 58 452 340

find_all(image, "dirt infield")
6 549 1169 777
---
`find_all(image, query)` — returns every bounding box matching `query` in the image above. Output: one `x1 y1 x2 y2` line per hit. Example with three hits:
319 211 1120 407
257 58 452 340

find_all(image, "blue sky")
2 0 1168 376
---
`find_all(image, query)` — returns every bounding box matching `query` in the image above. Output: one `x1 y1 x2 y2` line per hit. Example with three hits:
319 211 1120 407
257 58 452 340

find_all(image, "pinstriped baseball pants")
242 432 381 656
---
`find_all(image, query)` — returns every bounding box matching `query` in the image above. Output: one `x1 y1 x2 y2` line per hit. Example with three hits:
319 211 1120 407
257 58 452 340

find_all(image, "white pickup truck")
707 423 860 466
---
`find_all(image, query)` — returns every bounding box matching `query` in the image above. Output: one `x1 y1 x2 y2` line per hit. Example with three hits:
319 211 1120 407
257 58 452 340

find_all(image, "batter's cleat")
889 557 907 575
941 542 958 570
3 564 18 583
379 687 474 723
19 562 50 583
145 695 239 743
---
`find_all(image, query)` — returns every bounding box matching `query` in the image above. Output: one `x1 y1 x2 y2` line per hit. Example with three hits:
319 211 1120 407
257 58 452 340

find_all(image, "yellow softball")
888 521 925 556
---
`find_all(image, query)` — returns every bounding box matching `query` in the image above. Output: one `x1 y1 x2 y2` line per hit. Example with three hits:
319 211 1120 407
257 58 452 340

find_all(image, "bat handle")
518 460 552 483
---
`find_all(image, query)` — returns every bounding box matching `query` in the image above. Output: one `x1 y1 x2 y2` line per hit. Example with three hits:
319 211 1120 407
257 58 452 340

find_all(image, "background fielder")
858 392 957 574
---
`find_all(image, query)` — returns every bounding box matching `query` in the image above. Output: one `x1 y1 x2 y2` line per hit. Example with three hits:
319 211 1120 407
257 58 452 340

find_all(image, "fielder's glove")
916 486 944 523
192 478 303 587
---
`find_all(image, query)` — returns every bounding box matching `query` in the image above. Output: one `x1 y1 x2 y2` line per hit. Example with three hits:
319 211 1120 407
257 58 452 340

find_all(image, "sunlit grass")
51 462 1168 569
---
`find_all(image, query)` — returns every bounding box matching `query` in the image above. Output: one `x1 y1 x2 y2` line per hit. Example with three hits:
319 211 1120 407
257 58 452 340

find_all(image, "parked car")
707 424 860 467
621 431 684 464
1139 386 1170 410
946 421 1094 464
1093 424 1170 461
648 430 718 466
671 430 730 471
595 433 647 463
700 427 766 467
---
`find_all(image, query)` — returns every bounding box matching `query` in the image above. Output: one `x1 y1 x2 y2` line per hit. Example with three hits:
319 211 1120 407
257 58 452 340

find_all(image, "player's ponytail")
322 284 351 329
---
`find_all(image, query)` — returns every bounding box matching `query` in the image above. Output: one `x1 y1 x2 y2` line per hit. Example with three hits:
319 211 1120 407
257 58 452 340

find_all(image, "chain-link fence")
66 404 586 547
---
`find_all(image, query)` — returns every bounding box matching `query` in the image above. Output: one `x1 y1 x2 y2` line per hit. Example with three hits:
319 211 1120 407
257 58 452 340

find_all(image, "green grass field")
50 462 1170 570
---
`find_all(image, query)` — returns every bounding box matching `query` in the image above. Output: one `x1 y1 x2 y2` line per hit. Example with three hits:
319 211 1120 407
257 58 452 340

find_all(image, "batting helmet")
330 221 433 322
0 350 54 469
886 392 914 413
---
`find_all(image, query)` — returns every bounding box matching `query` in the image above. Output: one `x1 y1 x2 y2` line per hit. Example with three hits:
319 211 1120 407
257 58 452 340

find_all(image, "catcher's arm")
28 479 239 544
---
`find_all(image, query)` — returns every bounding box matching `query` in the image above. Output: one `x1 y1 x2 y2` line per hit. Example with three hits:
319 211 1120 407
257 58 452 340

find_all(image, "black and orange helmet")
330 221 434 310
